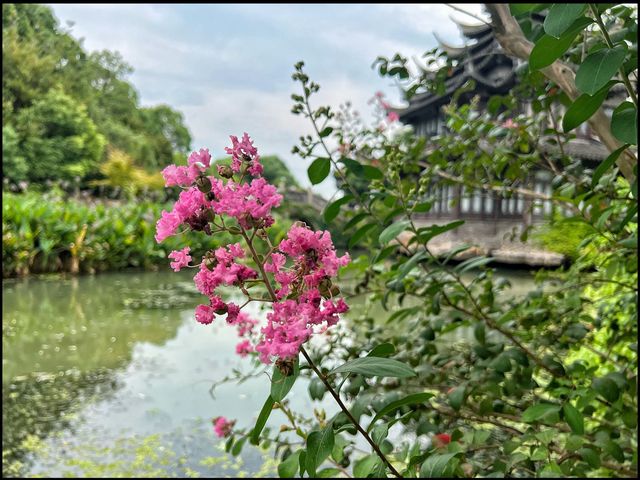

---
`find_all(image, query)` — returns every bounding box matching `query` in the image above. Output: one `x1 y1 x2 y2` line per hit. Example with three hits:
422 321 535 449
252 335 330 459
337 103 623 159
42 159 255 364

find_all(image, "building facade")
395 18 619 264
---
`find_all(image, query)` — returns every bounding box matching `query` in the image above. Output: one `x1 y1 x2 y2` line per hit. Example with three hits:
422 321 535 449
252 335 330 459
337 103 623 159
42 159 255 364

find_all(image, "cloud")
48 4 486 197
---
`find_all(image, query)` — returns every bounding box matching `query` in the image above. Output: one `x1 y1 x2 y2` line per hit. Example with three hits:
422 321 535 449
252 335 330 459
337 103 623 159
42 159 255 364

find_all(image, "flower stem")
299 346 402 478
239 224 402 477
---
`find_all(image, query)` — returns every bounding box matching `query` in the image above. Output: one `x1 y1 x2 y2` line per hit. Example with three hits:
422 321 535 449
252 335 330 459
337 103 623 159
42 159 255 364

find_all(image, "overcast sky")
50 3 486 196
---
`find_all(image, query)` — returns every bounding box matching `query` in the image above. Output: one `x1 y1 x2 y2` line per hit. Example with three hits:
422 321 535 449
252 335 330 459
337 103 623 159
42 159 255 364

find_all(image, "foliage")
90 148 166 199
1 191 236 277
11 89 106 182
201 4 637 478
1 3 192 185
532 215 594 260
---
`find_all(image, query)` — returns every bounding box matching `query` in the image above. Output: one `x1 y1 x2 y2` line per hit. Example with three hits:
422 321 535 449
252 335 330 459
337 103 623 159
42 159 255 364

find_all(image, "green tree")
13 90 105 182
2 3 192 186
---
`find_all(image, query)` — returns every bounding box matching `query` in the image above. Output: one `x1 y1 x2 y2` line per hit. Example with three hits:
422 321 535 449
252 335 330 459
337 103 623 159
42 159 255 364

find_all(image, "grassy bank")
2 191 233 277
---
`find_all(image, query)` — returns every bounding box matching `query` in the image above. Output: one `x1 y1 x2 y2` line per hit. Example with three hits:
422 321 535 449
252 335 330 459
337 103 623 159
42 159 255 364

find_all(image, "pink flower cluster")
255 290 348 363
168 247 192 272
232 311 259 357
156 135 350 364
211 177 282 230
225 133 263 176
162 148 212 187
370 91 399 123
213 416 235 438
155 187 213 243
155 135 281 242
255 224 350 363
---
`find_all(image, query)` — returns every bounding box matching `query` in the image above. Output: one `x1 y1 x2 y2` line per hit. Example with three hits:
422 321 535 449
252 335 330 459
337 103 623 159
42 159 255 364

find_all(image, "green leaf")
343 212 368 231
592 376 620 402
544 4 586 38
371 423 389 444
323 194 353 223
456 256 493 273
270 356 299 402
619 236 637 249
348 222 377 249
367 392 433 432
522 403 561 423
579 447 601 468
367 342 396 357
278 450 302 478
510 4 541 16
362 165 384 180
308 157 331 185
319 126 333 138
611 101 637 145
339 157 363 174
448 386 466 411
231 436 246 456
306 427 335 477
530 17 593 70
317 468 341 478
415 220 464 244
562 82 613 132
419 453 459 478
385 306 421 324
592 144 628 187
490 354 512 373
309 377 326 400
562 403 584 435
530 446 548 461
379 220 411 245
331 435 349 462
396 251 428 281
353 454 381 478
576 46 627 95
330 357 416 378
604 440 625 462
250 396 275 445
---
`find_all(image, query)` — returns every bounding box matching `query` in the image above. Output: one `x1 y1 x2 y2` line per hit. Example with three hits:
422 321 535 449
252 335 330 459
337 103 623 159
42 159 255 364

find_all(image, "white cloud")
48 3 488 197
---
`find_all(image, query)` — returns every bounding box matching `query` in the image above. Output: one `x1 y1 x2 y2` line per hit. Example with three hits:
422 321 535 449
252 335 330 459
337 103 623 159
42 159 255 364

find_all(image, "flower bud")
217 164 234 179
275 357 296 377
204 251 218 271
195 175 212 193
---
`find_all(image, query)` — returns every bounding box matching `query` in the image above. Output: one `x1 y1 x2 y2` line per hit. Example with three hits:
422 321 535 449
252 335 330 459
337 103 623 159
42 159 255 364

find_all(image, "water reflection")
2 271 310 477
2 268 535 477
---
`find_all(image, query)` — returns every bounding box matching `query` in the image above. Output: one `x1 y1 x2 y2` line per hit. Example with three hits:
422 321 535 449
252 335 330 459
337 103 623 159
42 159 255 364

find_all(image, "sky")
49 3 486 196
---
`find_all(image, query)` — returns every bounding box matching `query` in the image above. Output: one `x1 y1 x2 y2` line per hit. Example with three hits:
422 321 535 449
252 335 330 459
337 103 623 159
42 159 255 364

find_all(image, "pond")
2 268 536 477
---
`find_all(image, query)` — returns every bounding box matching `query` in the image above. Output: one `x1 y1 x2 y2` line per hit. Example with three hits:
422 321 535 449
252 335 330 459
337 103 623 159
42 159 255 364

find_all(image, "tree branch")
484 3 636 182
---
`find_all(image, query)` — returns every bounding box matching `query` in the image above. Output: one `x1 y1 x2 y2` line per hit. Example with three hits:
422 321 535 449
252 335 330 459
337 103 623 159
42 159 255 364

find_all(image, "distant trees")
2 3 192 185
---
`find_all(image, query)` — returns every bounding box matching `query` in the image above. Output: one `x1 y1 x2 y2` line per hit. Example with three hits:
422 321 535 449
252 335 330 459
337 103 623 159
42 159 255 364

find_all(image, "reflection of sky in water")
3 268 535 477
3 271 338 477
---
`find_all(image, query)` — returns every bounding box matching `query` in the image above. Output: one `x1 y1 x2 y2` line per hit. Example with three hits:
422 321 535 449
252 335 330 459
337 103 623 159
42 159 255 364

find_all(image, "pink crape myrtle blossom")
156 136 350 363
195 304 215 325
387 111 400 122
212 416 235 438
211 177 282 229
194 244 258 297
162 148 212 187
155 186 215 242
225 133 263 176
168 247 192 272
236 340 253 357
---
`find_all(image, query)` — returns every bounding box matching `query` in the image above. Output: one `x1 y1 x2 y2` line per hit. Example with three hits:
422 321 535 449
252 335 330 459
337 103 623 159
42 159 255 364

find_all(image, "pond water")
2 268 536 477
